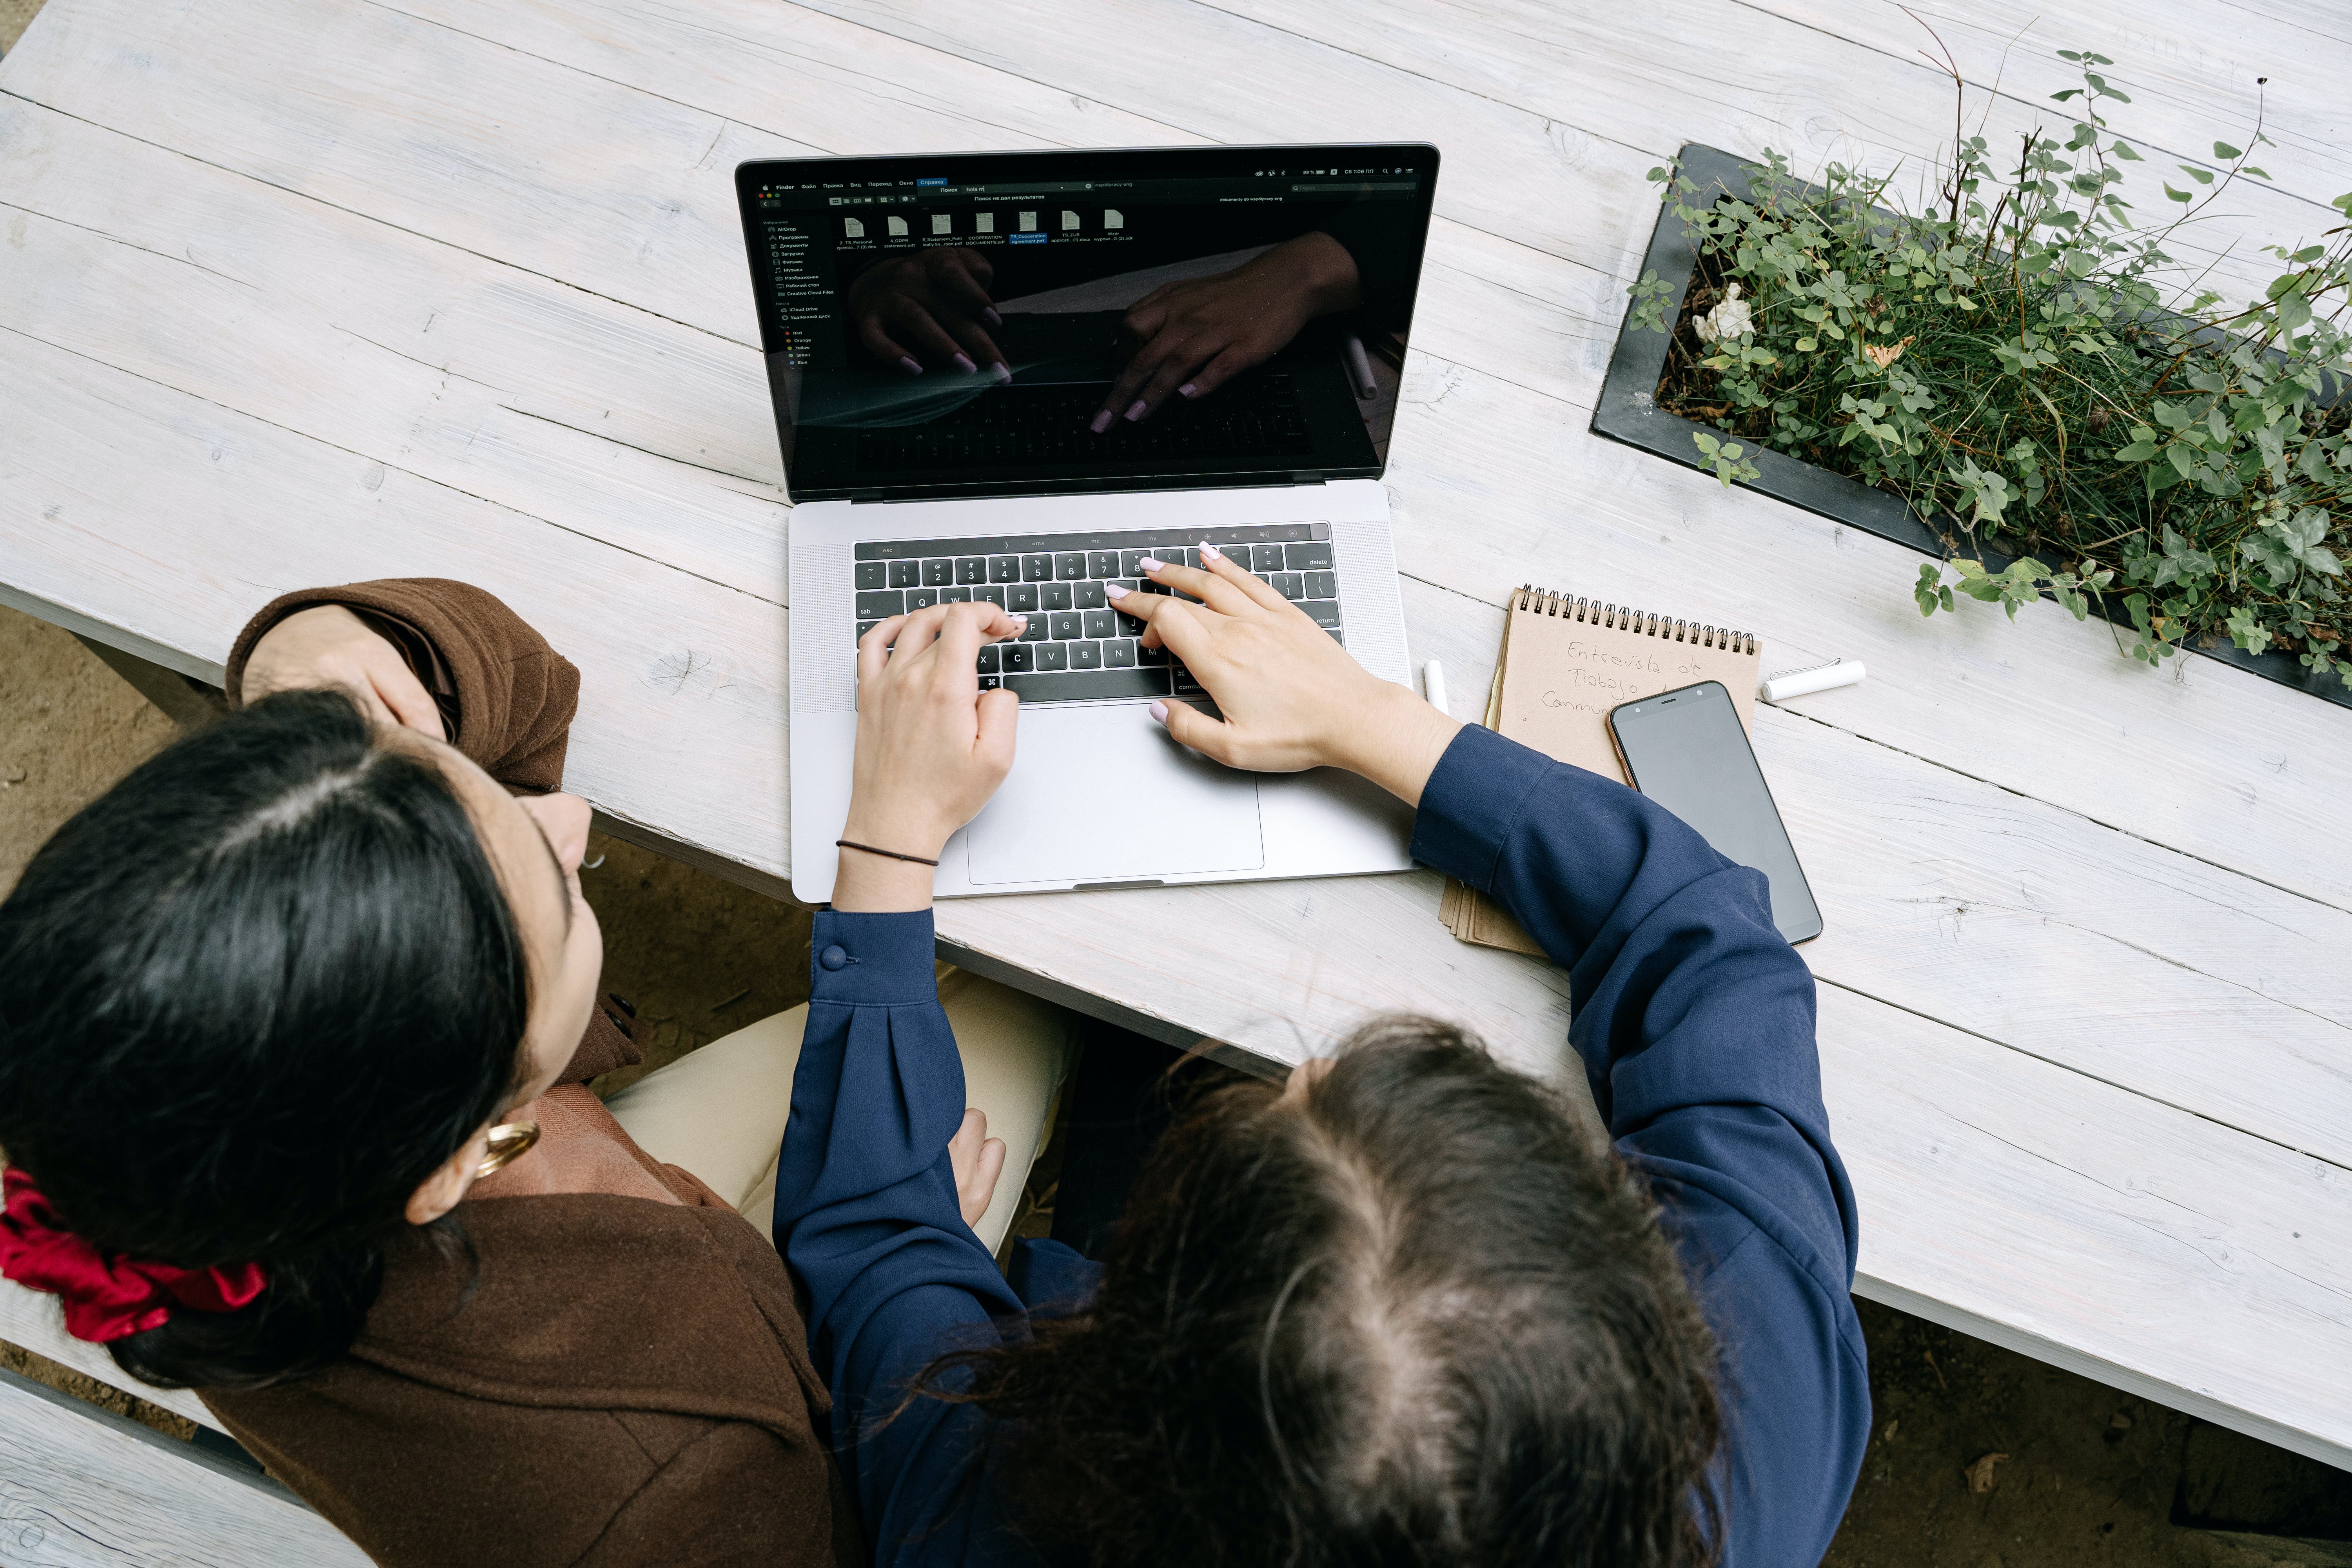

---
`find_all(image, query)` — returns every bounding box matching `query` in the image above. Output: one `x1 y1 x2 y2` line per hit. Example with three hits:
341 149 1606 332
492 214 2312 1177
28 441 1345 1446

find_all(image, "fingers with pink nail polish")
983 306 1003 327
1198 542 1224 563
1123 399 1148 422
951 352 978 374
1089 409 1113 434
1178 383 1199 398
1149 701 1169 725
1138 556 1163 573
898 356 924 376
1105 583 1130 600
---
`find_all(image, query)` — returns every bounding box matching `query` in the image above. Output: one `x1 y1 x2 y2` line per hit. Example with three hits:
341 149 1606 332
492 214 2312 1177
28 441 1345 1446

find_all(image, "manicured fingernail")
1178 382 1198 397
1089 409 1113 434
1124 399 1148 422
1138 556 1163 572
1105 583 1129 599
951 352 977 374
989 361 1012 382
983 306 1003 327
1009 614 1027 628
1149 701 1169 725
1198 542 1223 562
898 356 923 376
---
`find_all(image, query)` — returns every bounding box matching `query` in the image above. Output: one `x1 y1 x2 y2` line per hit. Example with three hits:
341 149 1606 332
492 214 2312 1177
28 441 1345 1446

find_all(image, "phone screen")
1608 681 1823 944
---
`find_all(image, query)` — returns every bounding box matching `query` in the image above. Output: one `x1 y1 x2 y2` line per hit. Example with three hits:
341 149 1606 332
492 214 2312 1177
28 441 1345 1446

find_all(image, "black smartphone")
1608 681 1823 944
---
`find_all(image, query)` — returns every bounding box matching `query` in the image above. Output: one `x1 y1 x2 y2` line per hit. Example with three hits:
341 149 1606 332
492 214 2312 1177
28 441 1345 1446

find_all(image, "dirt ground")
6 603 2343 1559
0 0 42 55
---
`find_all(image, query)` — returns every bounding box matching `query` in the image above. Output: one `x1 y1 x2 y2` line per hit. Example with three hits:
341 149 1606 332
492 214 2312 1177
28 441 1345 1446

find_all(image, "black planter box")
1592 142 2352 711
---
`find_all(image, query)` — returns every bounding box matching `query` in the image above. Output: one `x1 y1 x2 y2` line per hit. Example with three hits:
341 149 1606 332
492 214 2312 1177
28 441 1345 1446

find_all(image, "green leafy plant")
1692 430 1760 488
1630 43 2352 682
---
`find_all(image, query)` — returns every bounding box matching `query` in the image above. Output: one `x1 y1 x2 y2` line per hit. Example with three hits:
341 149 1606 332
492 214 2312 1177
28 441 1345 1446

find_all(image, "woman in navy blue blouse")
777 547 1871 1568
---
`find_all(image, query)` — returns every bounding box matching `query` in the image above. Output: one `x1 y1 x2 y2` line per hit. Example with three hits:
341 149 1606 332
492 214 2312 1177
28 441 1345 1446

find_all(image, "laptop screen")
735 144 1439 502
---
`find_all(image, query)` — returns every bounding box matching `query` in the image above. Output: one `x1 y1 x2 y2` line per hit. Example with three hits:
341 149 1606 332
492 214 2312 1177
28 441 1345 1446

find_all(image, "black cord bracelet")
836 838 940 867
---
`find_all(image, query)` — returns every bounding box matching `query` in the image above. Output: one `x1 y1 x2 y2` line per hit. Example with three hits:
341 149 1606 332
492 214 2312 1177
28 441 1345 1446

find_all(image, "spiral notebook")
1440 586 1762 956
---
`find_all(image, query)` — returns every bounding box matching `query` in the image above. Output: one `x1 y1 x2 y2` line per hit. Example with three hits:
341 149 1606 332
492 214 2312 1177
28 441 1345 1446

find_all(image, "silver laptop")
735 143 1441 903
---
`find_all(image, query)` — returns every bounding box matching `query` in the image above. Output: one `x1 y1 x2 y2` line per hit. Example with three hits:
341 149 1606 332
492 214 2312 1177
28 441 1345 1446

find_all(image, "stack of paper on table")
1441 585 1761 956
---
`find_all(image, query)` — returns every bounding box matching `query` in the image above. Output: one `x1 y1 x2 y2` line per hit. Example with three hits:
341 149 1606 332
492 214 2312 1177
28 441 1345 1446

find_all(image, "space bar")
1004 669 1171 702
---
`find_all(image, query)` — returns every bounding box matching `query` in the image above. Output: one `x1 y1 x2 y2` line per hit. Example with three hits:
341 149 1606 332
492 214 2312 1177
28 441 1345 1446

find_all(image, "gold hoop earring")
474 1120 541 1179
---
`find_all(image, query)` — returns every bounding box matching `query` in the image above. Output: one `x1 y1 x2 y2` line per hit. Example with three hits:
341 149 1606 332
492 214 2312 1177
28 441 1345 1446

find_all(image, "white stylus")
1423 659 1449 713
1759 659 1866 702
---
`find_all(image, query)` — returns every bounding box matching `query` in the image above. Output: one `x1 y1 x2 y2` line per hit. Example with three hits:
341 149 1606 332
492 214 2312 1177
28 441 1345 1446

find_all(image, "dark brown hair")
932 1018 1723 1568
0 689 529 1390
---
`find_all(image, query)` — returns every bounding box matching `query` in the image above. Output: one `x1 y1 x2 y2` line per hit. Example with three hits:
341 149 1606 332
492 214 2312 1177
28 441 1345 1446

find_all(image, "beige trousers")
604 965 1075 1255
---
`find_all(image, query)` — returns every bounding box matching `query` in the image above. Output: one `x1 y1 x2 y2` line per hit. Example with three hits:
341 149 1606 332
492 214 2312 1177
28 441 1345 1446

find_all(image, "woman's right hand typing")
1105 547 1460 806
835 600 1026 911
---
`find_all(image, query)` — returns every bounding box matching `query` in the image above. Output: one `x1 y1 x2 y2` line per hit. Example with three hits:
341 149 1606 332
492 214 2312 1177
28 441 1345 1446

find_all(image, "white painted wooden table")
3 0 2348 1485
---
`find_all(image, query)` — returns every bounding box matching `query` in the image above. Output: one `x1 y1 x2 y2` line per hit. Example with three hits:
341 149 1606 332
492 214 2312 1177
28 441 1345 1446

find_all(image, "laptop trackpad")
966 704 1263 885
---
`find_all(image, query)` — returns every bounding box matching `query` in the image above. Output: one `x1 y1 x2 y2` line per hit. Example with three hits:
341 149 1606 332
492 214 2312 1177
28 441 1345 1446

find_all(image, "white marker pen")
1759 659 1866 702
1423 659 1449 713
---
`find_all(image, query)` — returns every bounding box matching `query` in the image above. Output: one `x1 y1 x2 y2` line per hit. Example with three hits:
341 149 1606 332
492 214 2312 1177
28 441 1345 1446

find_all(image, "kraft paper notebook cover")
1443 586 1761 956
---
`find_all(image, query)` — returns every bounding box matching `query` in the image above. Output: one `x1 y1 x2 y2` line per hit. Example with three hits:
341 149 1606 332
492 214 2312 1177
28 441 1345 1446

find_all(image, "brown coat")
204 582 859 1568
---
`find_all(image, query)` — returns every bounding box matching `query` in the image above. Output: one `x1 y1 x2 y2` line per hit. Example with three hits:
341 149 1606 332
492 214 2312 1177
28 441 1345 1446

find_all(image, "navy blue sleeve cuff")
1409 724 1559 890
809 908 938 1005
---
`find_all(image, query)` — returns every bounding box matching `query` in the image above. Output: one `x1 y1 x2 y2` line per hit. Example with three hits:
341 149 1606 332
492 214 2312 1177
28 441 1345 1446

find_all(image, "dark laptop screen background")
737 145 1438 501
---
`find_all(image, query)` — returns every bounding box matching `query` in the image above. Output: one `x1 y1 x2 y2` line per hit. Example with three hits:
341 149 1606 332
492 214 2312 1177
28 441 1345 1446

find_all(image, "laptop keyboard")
852 524 1342 704
854 376 1315 474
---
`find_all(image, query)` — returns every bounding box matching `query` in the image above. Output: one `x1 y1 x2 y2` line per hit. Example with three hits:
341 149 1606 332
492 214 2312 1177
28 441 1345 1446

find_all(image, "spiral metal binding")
1513 584 1759 656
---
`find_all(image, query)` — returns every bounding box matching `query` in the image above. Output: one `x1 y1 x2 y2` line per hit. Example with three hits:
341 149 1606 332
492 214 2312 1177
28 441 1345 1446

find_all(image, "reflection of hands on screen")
1094 231 1361 431
847 249 1007 376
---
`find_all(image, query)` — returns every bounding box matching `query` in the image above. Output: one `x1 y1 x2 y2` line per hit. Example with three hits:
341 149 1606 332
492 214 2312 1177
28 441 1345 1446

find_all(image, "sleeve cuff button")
818 944 849 971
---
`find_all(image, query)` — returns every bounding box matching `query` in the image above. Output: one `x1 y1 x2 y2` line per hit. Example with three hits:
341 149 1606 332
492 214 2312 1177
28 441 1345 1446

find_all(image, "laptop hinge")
1290 472 1325 485
848 491 888 504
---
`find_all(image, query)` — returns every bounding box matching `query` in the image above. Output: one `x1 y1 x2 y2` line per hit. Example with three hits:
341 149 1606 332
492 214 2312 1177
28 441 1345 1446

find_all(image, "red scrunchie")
0 1166 268 1344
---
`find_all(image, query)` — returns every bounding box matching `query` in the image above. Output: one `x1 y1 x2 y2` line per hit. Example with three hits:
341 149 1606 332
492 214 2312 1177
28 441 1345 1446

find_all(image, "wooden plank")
0 1366 369 1566
0 96 797 602
795 0 2321 304
1733 0 2352 215
1825 983 2352 1471
7 0 2351 932
0 0 1654 334
0 323 796 882
1219 0 2350 230
0 1282 217 1432
367 0 1625 412
0 0 787 346
1775 695 2352 1170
